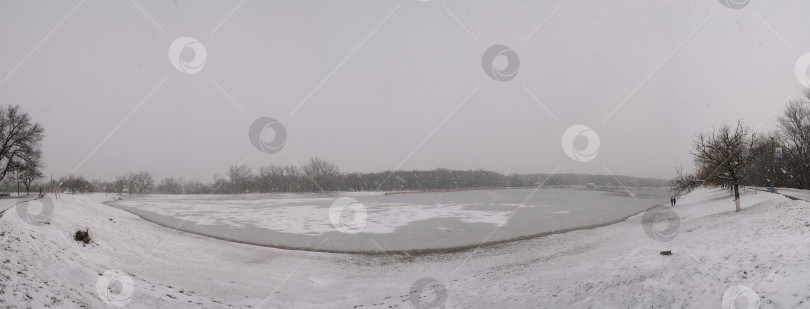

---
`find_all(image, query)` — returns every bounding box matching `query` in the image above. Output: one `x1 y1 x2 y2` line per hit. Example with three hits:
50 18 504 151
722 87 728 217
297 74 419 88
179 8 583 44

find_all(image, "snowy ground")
0 195 35 213
0 187 809 308
772 188 810 201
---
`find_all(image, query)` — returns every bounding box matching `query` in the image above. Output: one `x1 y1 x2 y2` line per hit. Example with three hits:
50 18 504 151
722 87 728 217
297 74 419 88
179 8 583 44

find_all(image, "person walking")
670 197 674 206
673 197 677 206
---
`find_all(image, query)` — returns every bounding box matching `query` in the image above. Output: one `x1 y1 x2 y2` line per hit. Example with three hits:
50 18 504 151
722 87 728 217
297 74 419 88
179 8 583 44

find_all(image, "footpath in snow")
1 188 809 308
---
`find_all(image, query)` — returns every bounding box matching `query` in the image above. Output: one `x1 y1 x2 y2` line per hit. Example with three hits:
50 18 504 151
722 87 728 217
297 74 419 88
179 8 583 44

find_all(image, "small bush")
74 228 90 244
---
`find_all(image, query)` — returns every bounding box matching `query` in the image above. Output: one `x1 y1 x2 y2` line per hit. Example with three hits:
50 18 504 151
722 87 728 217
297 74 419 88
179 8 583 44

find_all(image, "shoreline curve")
102 200 664 257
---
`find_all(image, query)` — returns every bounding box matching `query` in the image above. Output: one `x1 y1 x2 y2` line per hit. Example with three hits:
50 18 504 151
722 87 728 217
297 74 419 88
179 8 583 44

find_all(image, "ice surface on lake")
113 199 511 234
108 187 670 252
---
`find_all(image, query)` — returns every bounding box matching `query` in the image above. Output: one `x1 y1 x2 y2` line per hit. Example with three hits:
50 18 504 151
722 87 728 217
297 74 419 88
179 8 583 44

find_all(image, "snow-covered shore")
1 188 809 308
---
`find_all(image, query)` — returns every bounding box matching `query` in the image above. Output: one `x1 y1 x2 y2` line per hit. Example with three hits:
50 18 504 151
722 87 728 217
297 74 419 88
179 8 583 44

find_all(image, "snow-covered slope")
1 188 808 308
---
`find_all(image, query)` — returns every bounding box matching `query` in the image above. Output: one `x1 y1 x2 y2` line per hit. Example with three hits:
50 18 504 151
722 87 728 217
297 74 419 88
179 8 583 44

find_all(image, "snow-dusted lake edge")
103 188 670 253
1 187 809 308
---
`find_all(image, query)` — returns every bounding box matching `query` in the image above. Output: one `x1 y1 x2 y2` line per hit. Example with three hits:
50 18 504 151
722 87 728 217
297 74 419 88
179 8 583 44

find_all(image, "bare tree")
670 166 702 197
113 174 127 194
60 174 93 193
180 177 205 194
0 105 45 183
156 178 182 194
123 172 154 194
302 157 339 191
19 155 43 194
687 120 764 211
227 164 253 193
258 165 288 193
283 165 303 192
134 172 154 194
776 97 810 189
90 179 103 193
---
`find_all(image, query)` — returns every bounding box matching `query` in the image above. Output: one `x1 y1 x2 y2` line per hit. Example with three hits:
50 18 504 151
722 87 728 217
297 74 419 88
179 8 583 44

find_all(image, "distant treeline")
152 158 668 194
145 158 667 194
516 173 669 188
16 157 669 195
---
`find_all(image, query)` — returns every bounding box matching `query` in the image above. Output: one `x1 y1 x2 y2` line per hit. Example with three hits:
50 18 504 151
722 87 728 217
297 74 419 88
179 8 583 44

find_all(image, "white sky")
1 0 807 181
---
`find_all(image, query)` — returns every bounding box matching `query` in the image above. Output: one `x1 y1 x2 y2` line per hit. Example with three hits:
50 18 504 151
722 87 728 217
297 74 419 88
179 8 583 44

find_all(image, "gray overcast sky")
1 0 807 182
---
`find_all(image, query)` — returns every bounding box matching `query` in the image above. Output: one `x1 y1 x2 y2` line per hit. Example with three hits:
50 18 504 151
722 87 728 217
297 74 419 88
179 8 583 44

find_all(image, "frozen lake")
106 187 671 253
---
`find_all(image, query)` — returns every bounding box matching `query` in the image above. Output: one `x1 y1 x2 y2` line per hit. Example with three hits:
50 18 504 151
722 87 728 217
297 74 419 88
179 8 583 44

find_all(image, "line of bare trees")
111 172 154 195
145 158 667 195
673 90 810 211
195 157 510 194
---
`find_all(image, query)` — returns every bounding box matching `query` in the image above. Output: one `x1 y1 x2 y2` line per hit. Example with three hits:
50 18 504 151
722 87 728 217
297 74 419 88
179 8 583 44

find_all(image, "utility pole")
15 170 19 196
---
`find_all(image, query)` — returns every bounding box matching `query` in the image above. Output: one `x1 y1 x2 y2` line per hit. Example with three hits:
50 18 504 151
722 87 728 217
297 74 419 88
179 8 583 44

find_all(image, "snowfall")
1 187 809 308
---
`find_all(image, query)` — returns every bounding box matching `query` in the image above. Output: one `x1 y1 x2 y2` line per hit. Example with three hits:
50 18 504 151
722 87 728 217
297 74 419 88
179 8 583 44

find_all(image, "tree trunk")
734 181 741 212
